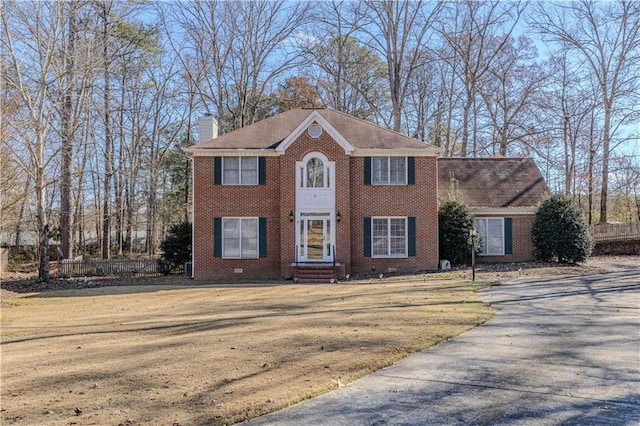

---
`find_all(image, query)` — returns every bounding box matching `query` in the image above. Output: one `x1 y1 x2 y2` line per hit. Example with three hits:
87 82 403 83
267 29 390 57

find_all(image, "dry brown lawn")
1 276 495 425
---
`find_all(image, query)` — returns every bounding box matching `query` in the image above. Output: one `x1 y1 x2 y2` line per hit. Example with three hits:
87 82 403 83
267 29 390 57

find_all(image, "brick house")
187 108 547 281
438 158 549 263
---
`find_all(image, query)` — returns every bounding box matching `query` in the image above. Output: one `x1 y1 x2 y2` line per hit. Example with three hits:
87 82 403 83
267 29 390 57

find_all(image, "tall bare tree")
438 0 525 156
530 0 640 223
356 0 442 132
1 1 69 281
161 0 309 133
477 35 546 156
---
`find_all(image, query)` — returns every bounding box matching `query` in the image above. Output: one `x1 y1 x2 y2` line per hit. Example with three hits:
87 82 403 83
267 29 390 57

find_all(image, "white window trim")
371 216 408 258
299 152 333 189
222 217 259 259
372 156 407 186
476 217 505 256
222 156 259 185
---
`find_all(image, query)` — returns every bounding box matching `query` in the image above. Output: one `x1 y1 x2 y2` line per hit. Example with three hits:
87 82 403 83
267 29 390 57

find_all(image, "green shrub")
438 199 478 265
532 194 593 263
159 220 192 274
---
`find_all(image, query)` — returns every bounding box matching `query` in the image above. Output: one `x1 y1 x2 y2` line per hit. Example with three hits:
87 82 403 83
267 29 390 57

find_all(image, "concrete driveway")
249 264 640 425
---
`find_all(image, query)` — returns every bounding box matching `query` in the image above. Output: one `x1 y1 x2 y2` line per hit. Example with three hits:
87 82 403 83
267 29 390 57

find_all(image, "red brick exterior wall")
476 215 536 263
192 128 440 281
349 156 440 274
192 156 281 280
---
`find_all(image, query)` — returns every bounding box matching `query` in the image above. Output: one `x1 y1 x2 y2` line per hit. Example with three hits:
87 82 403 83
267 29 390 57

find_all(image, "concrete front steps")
294 264 338 283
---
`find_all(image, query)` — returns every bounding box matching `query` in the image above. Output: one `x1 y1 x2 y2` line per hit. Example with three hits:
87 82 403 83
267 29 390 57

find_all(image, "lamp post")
470 228 477 281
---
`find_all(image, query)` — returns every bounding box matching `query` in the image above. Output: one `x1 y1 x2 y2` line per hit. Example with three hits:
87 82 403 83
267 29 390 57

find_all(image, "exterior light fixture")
336 211 342 222
289 210 295 222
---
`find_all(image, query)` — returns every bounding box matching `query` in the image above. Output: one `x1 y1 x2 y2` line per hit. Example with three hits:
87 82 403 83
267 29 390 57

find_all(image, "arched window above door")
300 152 331 188
306 158 325 187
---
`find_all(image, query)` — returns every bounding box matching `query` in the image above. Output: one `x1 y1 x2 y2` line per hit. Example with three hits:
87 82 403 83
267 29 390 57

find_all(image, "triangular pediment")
276 110 355 155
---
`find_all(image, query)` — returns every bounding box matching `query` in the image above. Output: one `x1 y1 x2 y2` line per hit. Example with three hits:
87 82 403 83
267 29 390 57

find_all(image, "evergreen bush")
438 199 477 265
159 220 192 274
532 195 593 263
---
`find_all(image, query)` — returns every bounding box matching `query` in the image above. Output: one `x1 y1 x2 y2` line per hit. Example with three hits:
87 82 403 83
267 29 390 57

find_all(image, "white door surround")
295 152 336 262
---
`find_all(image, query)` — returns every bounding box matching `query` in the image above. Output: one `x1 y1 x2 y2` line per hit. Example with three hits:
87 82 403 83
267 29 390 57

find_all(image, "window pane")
372 157 388 185
476 219 487 254
223 157 240 185
389 157 406 184
390 218 405 237
390 218 406 255
390 237 407 255
299 220 305 257
487 219 503 254
306 158 324 187
241 157 258 184
223 219 240 257
241 218 258 258
476 218 503 255
372 218 389 256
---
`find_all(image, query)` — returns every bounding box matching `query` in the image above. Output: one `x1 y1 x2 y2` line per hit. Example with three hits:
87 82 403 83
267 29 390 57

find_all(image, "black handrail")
332 245 337 282
294 245 299 282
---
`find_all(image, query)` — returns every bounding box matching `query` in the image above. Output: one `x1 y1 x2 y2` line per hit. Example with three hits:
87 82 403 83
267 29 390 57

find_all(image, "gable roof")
187 108 440 154
438 158 549 209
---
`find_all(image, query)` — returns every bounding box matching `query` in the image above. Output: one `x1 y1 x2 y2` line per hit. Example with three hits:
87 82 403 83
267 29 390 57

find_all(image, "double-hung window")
476 218 504 255
223 157 258 185
222 218 258 258
372 157 407 185
372 217 407 257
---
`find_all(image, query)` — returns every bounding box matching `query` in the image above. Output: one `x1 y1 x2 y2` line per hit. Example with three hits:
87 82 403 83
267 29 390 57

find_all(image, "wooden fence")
58 258 159 278
590 222 640 243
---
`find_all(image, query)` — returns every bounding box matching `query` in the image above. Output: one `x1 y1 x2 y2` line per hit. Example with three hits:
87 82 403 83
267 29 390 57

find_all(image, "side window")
371 217 408 257
215 217 267 258
222 218 258 258
476 218 504 255
220 157 259 185
369 157 410 185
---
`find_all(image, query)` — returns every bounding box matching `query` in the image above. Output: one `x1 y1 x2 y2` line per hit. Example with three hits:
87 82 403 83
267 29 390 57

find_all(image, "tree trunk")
36 163 49 282
101 2 112 259
587 115 596 225
60 3 76 260
598 104 611 224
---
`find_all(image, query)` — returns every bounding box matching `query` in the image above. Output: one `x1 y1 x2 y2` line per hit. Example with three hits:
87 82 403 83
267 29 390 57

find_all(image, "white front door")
298 215 332 262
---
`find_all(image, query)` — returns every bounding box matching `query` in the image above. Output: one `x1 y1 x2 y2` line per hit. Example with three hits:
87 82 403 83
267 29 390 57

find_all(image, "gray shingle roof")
438 158 549 208
190 108 437 151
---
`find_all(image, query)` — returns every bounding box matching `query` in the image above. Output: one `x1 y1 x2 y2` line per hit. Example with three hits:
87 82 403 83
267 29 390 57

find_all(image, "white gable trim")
276 110 355 155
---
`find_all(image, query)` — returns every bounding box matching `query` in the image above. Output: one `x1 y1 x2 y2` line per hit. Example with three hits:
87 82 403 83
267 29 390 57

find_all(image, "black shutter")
504 218 513 255
214 157 222 185
364 157 371 185
259 217 267 257
364 217 372 257
258 157 266 185
407 157 415 185
214 217 222 257
408 217 416 256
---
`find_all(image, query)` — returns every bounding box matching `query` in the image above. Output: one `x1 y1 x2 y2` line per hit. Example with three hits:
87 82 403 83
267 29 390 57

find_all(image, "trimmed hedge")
532 195 593 263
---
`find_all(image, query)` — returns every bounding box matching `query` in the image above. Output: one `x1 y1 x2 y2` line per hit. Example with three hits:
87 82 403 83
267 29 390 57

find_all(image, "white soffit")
472 207 538 216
